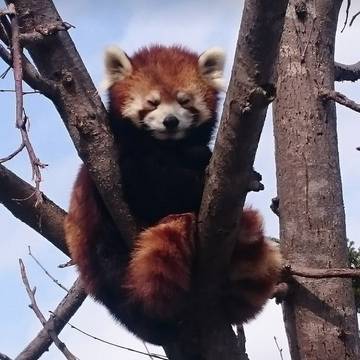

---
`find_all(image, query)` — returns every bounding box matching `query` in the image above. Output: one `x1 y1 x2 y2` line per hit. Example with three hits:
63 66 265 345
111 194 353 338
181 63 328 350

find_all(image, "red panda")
64 45 282 345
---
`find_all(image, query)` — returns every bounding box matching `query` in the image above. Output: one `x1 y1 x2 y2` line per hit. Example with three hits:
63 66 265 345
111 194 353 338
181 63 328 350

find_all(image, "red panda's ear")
103 46 133 89
198 47 226 91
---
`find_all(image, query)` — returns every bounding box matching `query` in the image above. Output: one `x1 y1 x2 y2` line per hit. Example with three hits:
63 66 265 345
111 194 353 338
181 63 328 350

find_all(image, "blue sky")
0 1 360 359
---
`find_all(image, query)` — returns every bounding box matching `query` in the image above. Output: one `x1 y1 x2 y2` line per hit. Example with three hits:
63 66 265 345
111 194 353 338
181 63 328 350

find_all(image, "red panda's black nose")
163 116 179 130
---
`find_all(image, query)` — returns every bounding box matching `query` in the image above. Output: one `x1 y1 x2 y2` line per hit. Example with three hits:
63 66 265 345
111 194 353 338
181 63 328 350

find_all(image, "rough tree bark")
273 1 360 359
165 1 288 359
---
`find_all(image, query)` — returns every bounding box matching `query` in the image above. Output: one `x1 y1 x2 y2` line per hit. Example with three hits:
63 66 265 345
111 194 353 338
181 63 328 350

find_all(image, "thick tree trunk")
273 1 360 359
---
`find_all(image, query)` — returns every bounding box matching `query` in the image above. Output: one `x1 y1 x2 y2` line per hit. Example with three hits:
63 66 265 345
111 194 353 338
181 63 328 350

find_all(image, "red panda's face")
103 45 225 140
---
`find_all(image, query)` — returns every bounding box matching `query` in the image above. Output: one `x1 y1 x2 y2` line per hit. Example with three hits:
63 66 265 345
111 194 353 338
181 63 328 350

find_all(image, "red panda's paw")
224 208 282 323
124 213 196 320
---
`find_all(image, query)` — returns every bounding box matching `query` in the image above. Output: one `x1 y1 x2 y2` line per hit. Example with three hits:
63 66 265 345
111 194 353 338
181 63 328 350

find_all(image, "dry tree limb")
284 265 360 279
0 142 25 163
16 277 85 360
335 61 360 82
0 89 39 94
273 337 284 360
0 164 68 255
18 259 78 360
7 4 46 205
320 89 360 113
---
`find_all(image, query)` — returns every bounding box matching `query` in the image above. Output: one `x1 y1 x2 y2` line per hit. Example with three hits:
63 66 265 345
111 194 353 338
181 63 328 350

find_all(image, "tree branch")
284 265 360 279
5 0 137 247
320 88 360 113
16 277 85 360
0 14 56 95
335 61 360 82
165 1 289 359
0 164 68 255
19 259 78 360
7 5 46 205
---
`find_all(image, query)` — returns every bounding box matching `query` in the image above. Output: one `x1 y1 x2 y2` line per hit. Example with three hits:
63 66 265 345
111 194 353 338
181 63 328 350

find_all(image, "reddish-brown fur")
65 45 282 344
124 213 196 319
110 45 217 121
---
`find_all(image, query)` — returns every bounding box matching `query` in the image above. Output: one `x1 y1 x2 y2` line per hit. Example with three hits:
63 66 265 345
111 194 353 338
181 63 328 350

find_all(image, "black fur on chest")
110 115 215 224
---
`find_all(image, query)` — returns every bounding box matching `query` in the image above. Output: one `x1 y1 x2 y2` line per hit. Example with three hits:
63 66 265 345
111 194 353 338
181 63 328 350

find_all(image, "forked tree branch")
15 277 86 360
19 259 78 360
0 164 68 255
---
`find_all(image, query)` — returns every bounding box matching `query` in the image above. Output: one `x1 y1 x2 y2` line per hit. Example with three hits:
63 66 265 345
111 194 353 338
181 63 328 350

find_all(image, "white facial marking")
144 102 193 140
122 91 213 140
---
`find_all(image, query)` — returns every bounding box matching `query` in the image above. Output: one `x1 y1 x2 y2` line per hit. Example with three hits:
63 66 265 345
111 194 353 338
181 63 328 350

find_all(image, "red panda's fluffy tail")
124 213 196 320
224 208 282 323
125 208 282 324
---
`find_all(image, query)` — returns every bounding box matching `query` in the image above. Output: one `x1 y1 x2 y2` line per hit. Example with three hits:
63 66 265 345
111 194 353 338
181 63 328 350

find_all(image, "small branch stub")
320 89 360 113
283 264 360 279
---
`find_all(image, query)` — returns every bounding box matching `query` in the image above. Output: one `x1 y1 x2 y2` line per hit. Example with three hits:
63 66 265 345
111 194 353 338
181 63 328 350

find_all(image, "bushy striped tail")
124 213 196 320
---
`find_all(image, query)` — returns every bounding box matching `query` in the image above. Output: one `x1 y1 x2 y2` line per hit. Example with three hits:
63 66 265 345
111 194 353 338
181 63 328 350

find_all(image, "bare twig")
335 61 360 82
0 64 11 78
19 259 78 360
0 36 56 95
284 265 360 279
0 142 24 163
320 89 360 113
19 21 73 45
58 260 75 268
0 88 39 94
66 321 167 360
142 342 155 360
341 0 351 32
8 4 47 205
28 246 69 292
16 278 86 360
349 10 360 26
274 337 284 360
